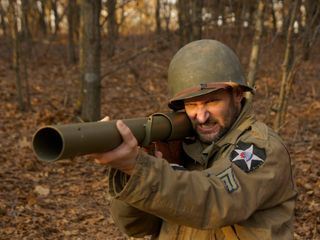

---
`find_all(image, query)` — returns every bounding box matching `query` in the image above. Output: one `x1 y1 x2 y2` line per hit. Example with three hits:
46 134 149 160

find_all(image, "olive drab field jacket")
108 100 297 240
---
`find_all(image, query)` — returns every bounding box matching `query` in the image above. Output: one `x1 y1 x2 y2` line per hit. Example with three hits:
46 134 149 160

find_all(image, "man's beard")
193 117 229 144
193 105 240 144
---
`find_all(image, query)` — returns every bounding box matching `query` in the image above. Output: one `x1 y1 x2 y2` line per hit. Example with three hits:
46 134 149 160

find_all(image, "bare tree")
106 0 117 58
67 0 78 64
39 0 48 36
270 1 277 34
274 0 300 132
177 0 203 46
235 0 246 50
177 0 188 46
21 0 32 110
155 0 161 35
247 0 265 93
0 3 6 37
302 0 320 61
21 0 32 41
50 0 60 33
163 0 173 39
191 0 203 41
8 1 25 111
79 0 101 121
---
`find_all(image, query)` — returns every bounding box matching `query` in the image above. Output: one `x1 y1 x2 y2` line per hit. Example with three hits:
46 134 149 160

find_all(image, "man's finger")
93 147 123 164
116 120 138 148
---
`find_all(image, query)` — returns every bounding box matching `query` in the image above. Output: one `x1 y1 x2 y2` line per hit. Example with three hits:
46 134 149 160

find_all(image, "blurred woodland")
0 0 319 239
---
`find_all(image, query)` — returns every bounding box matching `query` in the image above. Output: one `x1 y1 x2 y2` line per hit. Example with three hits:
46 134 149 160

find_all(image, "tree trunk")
155 0 161 35
106 0 117 58
236 1 247 53
302 0 320 61
51 0 60 33
184 0 192 42
247 0 265 94
67 0 78 64
234 0 244 29
39 0 48 36
191 0 203 41
177 0 183 43
177 0 202 46
22 48 31 110
163 0 172 38
274 0 300 132
8 1 25 111
79 0 101 121
0 2 7 37
177 0 192 46
270 1 277 34
21 0 32 40
21 0 32 109
45 0 54 34
281 0 291 36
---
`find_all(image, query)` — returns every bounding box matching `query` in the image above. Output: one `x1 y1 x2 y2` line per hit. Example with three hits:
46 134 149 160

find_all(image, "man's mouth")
196 123 220 134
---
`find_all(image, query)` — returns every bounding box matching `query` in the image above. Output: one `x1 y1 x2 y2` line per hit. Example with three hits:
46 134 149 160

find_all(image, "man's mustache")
194 117 218 128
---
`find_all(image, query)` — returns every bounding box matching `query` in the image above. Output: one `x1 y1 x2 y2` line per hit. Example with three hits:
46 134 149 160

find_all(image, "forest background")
0 0 319 239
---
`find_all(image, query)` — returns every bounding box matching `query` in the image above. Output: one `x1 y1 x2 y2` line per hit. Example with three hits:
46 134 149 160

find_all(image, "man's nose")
195 106 209 124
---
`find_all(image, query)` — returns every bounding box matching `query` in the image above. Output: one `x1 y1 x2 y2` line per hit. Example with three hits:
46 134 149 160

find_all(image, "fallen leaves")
34 185 50 197
18 136 30 149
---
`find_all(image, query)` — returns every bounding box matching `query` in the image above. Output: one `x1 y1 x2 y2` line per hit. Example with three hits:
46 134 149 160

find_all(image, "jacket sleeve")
109 168 162 237
110 199 162 237
109 133 296 230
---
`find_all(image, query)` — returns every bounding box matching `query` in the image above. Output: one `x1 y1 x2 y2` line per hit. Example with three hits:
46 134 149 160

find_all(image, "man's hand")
93 118 139 176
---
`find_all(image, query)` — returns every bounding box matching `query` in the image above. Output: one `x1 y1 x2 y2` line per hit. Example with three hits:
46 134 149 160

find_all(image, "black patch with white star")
230 141 266 173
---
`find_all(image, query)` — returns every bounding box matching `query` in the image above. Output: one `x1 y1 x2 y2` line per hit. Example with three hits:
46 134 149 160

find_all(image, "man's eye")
185 103 196 107
207 99 219 104
206 100 220 106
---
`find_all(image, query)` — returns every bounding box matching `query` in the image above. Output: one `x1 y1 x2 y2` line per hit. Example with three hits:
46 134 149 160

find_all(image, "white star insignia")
232 145 264 171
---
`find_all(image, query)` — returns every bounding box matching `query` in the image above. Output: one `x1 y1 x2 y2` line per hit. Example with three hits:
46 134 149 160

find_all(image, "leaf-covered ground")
0 34 319 239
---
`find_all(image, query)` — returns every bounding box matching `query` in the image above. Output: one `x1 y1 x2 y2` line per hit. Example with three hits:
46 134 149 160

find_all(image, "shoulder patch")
230 141 266 173
216 167 238 193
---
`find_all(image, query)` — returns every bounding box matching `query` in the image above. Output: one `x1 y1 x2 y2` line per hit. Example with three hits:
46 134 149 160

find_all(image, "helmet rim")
168 82 253 111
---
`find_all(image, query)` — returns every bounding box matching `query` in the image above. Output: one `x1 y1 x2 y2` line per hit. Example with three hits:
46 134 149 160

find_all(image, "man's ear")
233 87 244 104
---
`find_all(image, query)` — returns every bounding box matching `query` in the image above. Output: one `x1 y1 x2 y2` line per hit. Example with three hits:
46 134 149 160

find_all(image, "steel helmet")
168 39 253 110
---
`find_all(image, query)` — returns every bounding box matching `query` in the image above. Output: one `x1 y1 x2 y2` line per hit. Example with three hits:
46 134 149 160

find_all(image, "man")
94 40 297 239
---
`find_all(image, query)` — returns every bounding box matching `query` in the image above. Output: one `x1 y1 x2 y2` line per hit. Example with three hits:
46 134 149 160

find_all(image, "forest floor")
0 33 319 240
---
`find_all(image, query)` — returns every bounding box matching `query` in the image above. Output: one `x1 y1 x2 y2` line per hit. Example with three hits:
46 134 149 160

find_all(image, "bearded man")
94 40 297 240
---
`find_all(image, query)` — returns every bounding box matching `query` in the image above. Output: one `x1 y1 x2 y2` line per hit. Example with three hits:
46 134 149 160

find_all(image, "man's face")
184 88 243 143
